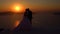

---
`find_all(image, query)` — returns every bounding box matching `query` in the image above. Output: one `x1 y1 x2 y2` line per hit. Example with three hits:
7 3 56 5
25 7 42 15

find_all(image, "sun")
10 3 25 13
15 6 20 11
14 5 20 11
13 5 22 12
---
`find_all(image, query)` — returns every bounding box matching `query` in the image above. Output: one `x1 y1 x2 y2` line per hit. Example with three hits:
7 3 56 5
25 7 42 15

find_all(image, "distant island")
0 11 36 15
53 12 60 15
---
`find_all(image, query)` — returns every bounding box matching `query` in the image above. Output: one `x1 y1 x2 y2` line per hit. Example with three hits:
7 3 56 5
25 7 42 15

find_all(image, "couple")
14 8 32 32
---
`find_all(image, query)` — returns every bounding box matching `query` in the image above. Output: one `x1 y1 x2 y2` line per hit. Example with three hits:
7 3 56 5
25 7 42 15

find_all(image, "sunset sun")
14 5 20 11
10 3 24 13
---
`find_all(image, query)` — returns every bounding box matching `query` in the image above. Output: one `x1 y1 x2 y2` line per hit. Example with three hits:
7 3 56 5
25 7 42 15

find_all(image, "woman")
19 15 32 31
13 8 32 32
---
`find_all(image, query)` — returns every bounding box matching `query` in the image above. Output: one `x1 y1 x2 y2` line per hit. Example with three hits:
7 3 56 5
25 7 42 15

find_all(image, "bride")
13 8 32 32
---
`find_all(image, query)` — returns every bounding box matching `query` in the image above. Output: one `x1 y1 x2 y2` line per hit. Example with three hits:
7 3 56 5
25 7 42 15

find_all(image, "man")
24 8 32 24
24 8 32 31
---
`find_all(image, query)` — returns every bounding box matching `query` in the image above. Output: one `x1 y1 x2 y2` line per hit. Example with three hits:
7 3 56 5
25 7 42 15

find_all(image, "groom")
24 8 32 24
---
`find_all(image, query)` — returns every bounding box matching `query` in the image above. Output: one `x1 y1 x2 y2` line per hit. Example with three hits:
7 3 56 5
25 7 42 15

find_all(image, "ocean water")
0 14 23 29
32 12 60 30
0 12 60 32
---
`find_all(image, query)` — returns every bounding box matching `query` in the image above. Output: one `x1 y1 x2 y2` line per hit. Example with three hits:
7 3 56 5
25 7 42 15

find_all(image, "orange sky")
0 0 60 12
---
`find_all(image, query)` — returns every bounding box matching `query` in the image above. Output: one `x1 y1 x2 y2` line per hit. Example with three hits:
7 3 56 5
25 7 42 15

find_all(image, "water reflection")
0 13 23 30
14 20 20 28
10 20 20 31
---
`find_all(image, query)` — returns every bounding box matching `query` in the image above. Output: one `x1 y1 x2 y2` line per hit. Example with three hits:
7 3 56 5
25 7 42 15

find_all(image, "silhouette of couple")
14 8 32 32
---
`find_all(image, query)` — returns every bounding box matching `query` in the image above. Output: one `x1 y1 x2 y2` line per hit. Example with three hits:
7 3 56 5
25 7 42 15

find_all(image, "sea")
0 11 60 34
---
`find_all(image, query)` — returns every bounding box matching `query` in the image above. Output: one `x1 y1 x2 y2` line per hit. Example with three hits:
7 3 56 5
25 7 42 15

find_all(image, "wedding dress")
14 16 32 32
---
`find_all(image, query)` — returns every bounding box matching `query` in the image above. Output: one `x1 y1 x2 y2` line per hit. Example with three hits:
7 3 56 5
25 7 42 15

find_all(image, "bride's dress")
14 16 32 31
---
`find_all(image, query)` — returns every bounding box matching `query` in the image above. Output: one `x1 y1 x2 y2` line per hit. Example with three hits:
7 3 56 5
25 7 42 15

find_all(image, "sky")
0 0 60 12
